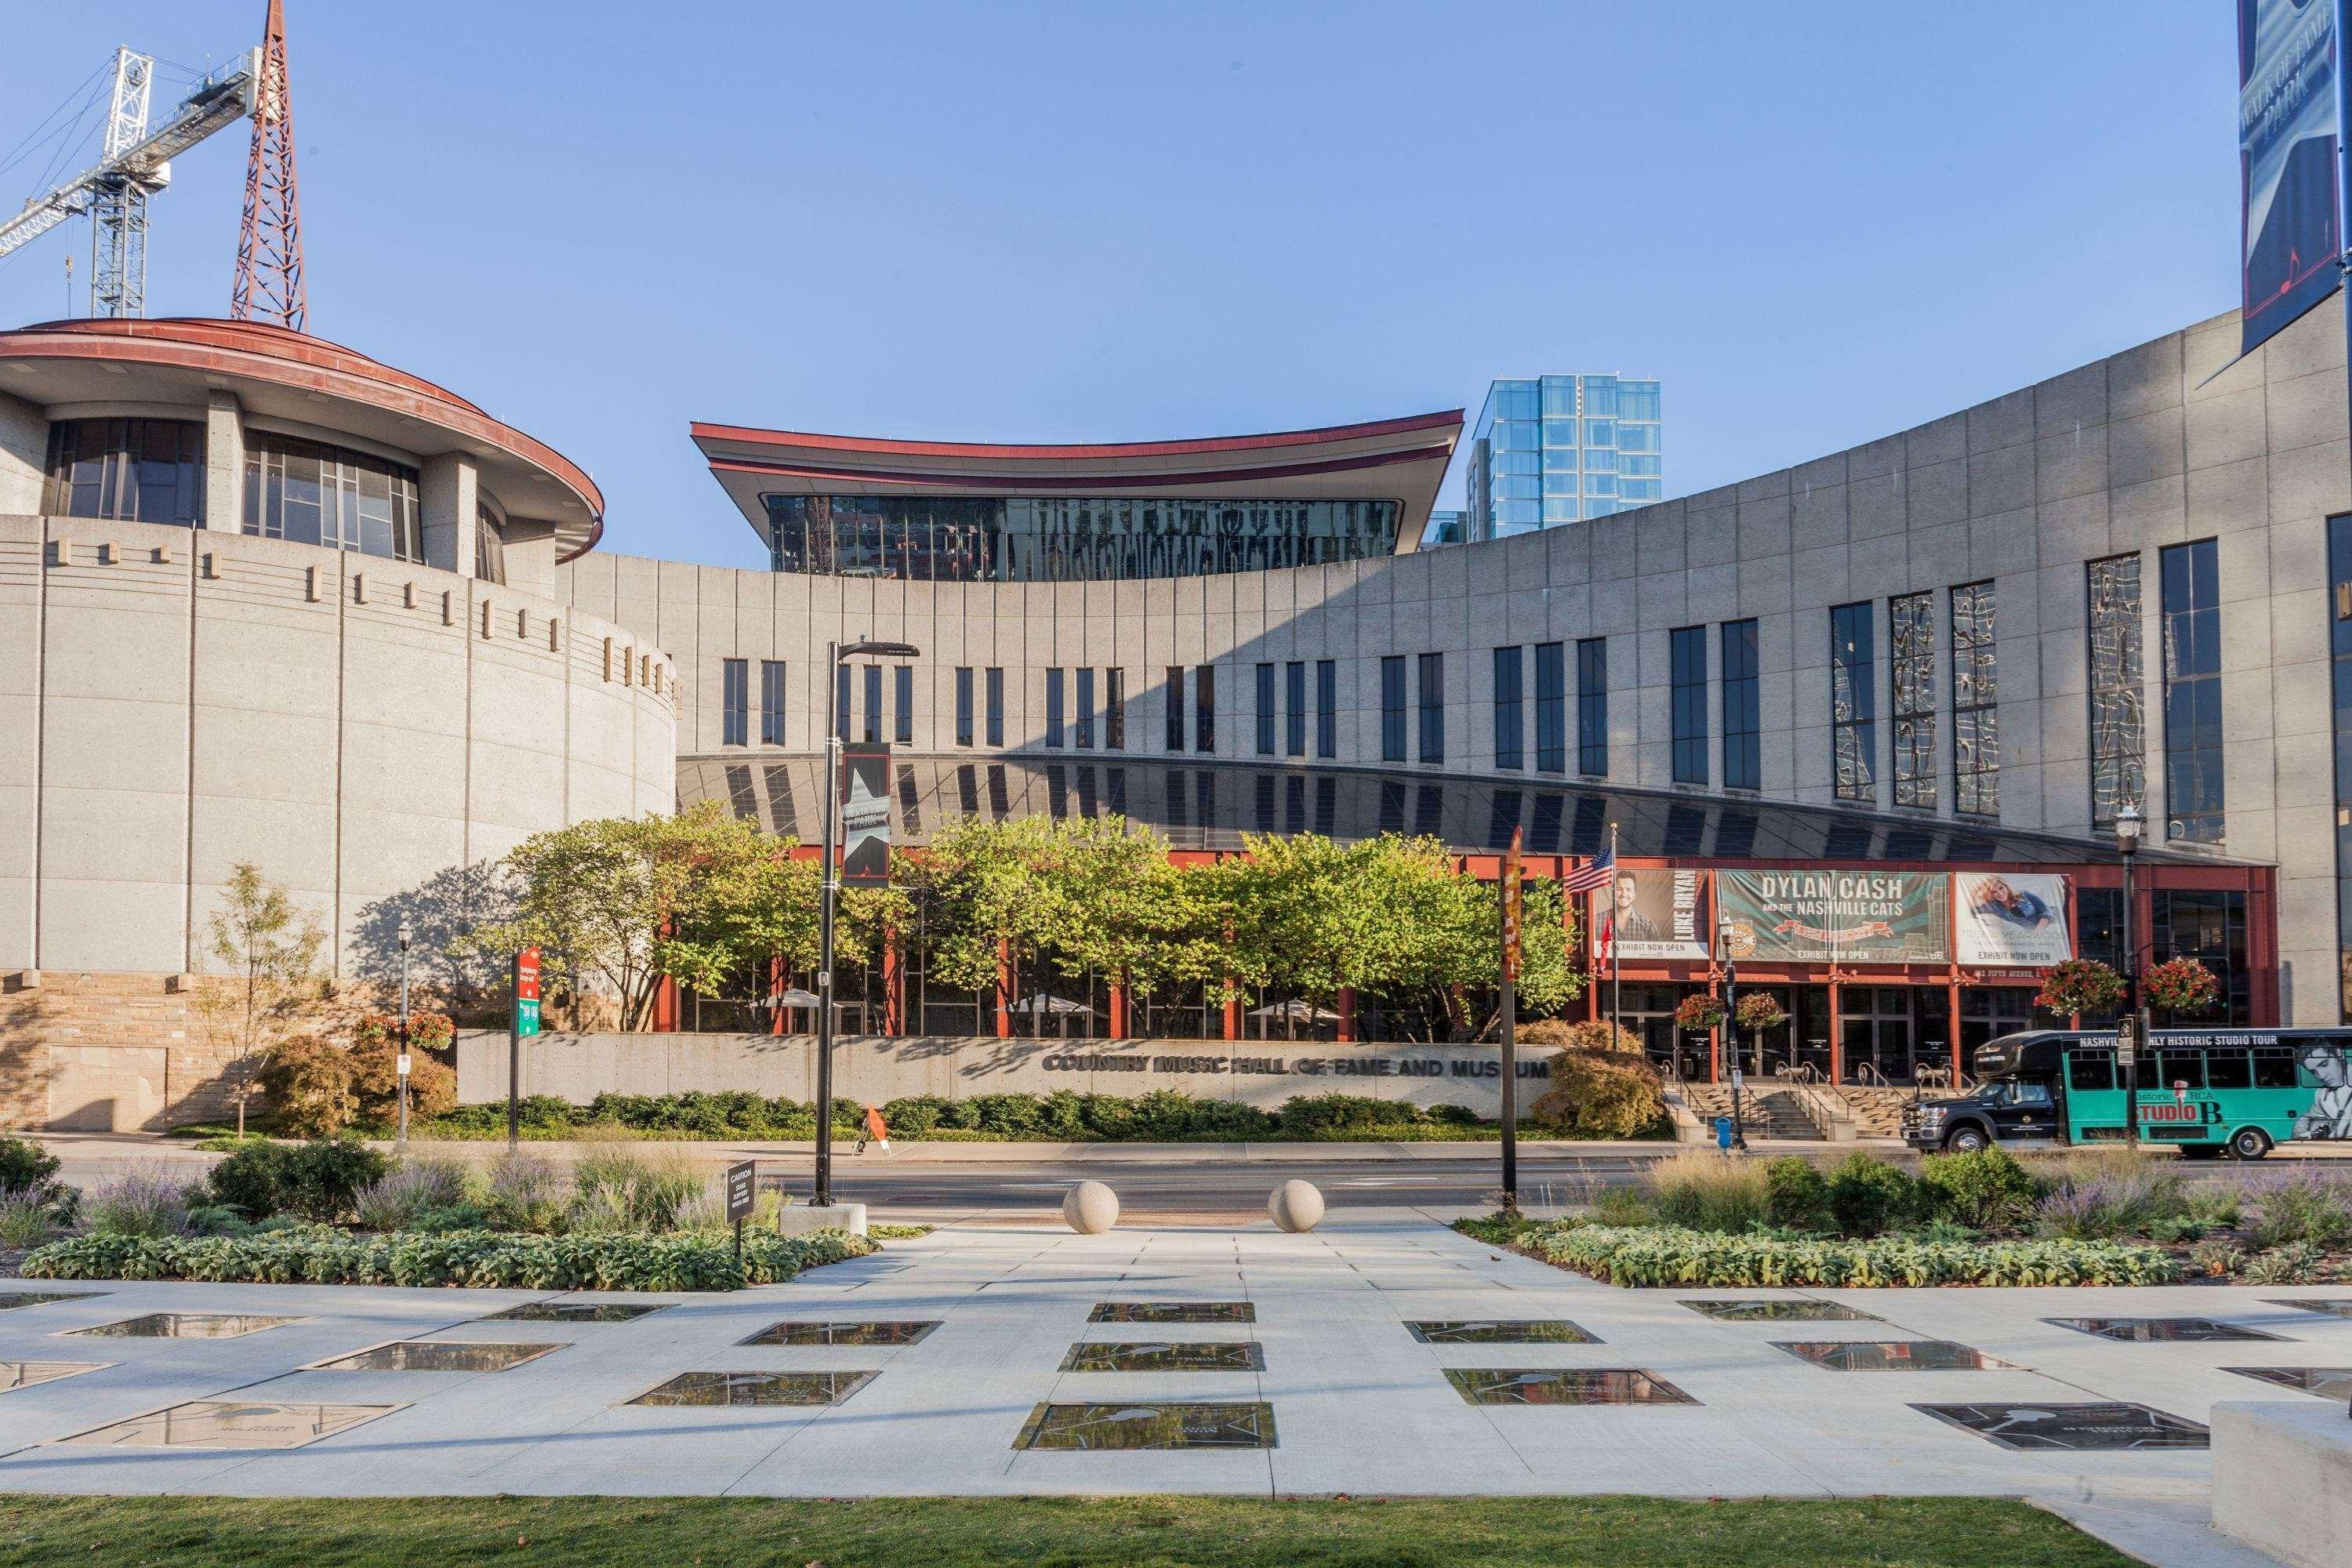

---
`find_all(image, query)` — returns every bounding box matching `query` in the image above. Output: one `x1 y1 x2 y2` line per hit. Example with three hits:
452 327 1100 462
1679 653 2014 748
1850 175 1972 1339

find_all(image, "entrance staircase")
1831 1085 1962 1139
1677 1083 1824 1141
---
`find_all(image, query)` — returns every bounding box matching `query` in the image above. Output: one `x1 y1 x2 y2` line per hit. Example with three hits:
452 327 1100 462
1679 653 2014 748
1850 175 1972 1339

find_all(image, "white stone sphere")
1269 1178 1326 1233
1063 1179 1120 1234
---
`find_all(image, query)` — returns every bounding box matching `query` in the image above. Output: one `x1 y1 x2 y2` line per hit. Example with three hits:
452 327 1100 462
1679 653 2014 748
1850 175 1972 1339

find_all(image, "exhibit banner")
1955 873 2073 967
2239 0 2343 354
1592 867 1709 961
1719 871 1950 965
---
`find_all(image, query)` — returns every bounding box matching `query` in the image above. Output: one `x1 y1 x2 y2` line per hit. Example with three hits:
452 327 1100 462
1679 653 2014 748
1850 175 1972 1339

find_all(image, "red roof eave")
688 408 1464 464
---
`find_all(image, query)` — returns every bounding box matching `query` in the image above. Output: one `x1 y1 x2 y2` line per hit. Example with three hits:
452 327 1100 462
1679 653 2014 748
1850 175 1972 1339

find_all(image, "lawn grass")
0 1494 2132 1567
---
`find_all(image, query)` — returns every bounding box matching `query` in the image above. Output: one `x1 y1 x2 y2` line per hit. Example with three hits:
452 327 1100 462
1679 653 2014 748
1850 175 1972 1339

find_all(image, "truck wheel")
1941 1125 1990 1153
2228 1127 2272 1161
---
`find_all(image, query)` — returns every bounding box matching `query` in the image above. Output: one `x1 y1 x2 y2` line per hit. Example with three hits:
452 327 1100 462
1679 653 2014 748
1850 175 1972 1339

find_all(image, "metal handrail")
1853 1062 1889 1088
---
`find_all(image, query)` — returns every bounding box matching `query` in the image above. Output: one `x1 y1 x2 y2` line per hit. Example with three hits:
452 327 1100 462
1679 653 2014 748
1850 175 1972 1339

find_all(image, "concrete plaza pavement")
0 1214 2336 1566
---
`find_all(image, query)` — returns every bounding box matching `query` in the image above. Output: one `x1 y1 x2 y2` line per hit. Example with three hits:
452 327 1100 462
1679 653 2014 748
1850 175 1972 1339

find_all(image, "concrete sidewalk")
0 1211 2325 1566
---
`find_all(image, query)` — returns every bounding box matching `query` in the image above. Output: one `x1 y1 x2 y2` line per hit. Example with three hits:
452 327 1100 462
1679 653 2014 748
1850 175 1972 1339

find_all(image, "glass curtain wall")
1891 590 1936 809
763 495 1399 581
2086 554 2146 830
242 432 423 563
44 417 205 525
2160 539 2224 844
1951 582 1998 815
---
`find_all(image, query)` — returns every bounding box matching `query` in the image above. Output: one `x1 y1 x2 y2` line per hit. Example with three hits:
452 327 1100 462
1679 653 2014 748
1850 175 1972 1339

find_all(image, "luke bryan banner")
1717 871 1951 965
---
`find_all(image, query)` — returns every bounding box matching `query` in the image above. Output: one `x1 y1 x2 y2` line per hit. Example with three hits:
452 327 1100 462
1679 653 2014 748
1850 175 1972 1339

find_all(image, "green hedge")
395 1089 1533 1143
22 1227 873 1292
1512 1221 2180 1288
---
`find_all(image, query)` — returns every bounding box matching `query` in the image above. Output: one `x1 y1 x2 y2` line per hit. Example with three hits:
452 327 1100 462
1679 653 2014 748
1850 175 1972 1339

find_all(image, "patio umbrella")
1010 993 1095 1015
761 988 822 1008
1246 1000 1341 1023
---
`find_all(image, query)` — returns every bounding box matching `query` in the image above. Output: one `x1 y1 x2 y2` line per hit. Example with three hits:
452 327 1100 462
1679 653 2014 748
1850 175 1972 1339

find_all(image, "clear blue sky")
1 2 2243 568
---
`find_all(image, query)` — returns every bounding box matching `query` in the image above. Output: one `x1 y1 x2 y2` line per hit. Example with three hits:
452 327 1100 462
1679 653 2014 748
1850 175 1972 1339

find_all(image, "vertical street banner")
1717 871 1951 964
840 741 893 886
513 946 541 1036
1501 826 1524 982
1954 873 2074 967
1593 867 1710 961
2240 0 2343 354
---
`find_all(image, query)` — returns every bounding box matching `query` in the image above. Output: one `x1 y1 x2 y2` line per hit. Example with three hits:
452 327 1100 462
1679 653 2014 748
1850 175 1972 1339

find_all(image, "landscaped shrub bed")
1510 1221 2180 1288
1464 1145 2352 1287
383 1089 1617 1143
23 1226 873 1292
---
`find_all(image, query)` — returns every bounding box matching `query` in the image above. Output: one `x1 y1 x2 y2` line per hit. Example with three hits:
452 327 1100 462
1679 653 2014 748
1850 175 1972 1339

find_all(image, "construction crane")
0 46 260 318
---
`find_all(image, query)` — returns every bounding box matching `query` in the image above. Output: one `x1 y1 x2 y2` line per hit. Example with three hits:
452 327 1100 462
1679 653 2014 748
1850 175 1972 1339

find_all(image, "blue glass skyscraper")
1462 374 1661 541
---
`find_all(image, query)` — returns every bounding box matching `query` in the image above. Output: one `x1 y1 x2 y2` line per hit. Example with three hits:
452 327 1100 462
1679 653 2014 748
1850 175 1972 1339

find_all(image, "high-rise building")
1422 508 1468 546
1462 374 1661 541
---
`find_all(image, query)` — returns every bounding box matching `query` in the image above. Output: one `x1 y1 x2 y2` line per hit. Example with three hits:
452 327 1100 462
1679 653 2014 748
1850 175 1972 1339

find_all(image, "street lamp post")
815 637 920 1211
1720 909 1746 1152
396 918 413 1149
2115 802 2145 1152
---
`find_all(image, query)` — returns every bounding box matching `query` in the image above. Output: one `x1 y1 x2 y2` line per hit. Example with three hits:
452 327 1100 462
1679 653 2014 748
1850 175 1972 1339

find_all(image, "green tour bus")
1901 1028 2352 1159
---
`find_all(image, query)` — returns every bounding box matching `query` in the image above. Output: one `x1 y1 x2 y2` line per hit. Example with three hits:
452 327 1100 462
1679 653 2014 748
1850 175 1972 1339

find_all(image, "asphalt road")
773 1148 2350 1223
786 1151 1707 1221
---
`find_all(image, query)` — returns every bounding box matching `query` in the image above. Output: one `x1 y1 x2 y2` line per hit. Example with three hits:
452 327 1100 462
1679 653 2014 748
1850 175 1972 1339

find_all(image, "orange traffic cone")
860 1103 890 1154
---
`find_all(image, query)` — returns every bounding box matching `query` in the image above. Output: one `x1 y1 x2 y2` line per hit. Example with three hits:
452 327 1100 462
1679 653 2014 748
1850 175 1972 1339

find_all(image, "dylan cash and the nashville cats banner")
1592 868 1710 960
1953 872 2073 967
1717 871 1951 964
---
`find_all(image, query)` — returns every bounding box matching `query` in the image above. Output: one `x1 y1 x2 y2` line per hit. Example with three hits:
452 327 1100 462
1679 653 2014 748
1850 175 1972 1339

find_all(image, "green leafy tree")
194 861 328 1135
463 802 775 1031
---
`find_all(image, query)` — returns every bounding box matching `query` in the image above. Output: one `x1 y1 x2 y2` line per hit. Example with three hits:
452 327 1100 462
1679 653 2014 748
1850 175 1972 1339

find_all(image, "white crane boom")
0 48 260 310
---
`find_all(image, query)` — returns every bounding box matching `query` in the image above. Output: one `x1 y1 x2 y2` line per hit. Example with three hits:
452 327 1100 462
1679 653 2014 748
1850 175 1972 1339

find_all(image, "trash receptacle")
1715 1116 1735 1150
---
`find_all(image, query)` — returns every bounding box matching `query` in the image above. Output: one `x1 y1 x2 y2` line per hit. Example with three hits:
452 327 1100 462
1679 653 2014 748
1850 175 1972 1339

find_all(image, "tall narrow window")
1720 619 1759 790
1417 652 1445 764
1076 667 1096 750
1195 665 1215 753
2087 554 2145 829
2327 516 2352 1017
862 665 883 743
894 665 914 745
1164 666 1185 753
1285 661 1307 757
1575 637 1607 775
985 666 1004 746
1494 646 1525 770
955 666 975 747
1045 668 1066 749
1891 590 1936 809
1533 642 1566 773
721 659 749 747
760 659 786 746
1105 668 1125 750
1255 662 1277 755
1315 659 1337 758
1381 655 1408 762
2161 539 2223 843
835 665 852 742
1951 582 1998 815
1670 627 1708 785
1830 603 1875 804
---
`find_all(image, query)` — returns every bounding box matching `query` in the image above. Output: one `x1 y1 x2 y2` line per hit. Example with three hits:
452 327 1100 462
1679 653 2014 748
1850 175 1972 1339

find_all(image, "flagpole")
1608 822 1622 1055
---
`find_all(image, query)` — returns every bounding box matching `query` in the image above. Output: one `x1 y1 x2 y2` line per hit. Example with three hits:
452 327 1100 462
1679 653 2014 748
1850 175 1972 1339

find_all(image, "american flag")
1561 844 1614 895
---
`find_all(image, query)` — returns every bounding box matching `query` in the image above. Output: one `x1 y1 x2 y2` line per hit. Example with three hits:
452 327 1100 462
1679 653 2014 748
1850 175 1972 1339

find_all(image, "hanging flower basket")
1733 992 1787 1033
1674 994 1726 1032
2035 958 2125 1017
2142 957 2220 1014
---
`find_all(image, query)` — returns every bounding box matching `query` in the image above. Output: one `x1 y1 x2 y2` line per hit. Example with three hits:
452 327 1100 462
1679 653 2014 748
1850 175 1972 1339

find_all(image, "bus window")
2205 1051 2252 1090
2067 1054 2115 1093
2156 1051 2205 1091
2253 1049 2299 1088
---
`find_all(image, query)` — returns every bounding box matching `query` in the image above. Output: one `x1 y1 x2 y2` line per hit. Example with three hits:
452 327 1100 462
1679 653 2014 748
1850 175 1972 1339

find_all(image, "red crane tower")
230 0 305 332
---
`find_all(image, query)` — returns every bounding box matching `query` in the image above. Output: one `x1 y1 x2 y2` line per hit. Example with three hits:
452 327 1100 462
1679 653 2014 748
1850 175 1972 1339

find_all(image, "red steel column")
882 931 904 1037
994 938 1013 1039
1337 986 1358 1044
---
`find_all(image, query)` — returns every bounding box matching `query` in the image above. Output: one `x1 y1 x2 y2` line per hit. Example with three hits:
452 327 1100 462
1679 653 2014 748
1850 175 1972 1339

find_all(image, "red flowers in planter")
2035 959 2125 1018
1674 994 1726 1032
2141 957 2220 1014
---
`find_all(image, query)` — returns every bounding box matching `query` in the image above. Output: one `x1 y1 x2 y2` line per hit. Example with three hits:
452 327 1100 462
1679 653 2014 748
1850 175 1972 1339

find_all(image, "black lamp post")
2115 801 2144 1151
396 918 413 1149
815 637 920 1210
1720 909 1746 1152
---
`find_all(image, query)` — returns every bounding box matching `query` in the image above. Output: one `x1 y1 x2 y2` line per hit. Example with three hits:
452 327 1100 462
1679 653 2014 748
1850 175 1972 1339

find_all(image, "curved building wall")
572 303 2347 1023
0 510 675 978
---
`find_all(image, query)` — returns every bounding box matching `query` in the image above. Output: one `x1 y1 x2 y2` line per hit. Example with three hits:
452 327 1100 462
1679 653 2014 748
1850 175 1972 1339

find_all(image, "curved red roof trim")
0 317 604 554
710 441 1457 494
690 408 1463 463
